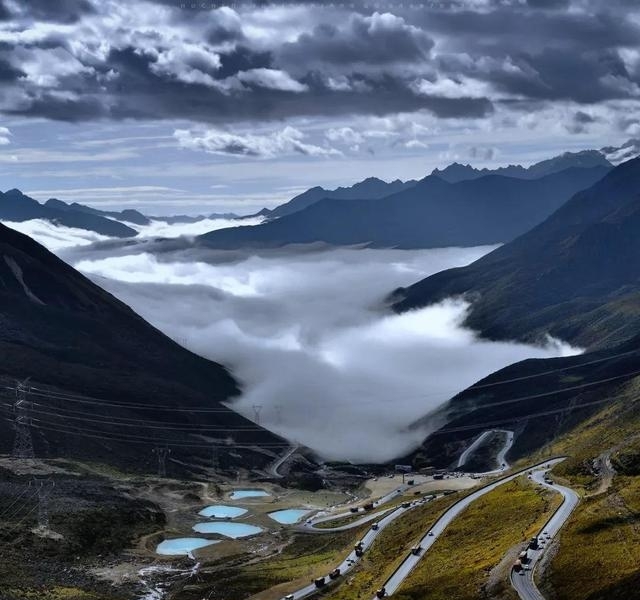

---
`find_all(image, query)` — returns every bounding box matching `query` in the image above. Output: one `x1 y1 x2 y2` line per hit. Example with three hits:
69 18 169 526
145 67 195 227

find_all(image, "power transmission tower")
153 445 171 477
252 404 262 425
33 478 54 530
211 445 219 470
12 379 34 460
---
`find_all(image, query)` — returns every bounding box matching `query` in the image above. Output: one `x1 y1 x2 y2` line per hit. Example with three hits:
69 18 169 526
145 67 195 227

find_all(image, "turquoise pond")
268 509 311 524
156 538 219 555
192 522 263 538
198 505 247 519
229 489 270 499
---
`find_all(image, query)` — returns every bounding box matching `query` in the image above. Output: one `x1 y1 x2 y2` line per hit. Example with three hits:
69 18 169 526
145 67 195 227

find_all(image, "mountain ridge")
198 165 610 250
392 155 640 350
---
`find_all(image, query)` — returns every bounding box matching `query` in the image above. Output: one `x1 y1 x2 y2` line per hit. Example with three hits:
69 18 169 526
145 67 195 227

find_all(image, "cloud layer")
0 0 639 134
65 243 580 463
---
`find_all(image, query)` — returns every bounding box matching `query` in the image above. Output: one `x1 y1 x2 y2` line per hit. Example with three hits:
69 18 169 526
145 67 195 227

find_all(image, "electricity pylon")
12 379 34 460
153 445 171 477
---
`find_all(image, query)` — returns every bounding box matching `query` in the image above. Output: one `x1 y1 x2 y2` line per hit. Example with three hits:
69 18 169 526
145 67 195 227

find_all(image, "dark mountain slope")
392 156 640 349
0 190 137 237
408 336 640 469
268 177 417 219
0 223 281 472
46 198 150 226
199 166 609 250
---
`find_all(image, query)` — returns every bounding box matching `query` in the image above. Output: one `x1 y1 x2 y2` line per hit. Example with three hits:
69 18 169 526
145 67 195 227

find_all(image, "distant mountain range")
268 177 417 219
0 222 282 473
199 165 609 250
0 189 138 238
431 149 611 183
392 155 640 350
46 198 151 226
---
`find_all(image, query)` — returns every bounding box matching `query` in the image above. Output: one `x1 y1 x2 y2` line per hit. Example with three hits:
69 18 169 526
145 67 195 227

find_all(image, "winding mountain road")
510 469 579 600
373 458 565 598
268 444 299 478
457 429 515 474
274 459 566 600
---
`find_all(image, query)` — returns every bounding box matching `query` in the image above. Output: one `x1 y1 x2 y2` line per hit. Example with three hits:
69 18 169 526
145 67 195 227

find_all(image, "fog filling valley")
4 219 581 462
30 230 577 463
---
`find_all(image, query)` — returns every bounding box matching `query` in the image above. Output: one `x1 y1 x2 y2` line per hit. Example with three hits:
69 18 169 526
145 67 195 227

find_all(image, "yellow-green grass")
385 478 560 600
205 526 373 600
545 475 640 599
321 493 466 600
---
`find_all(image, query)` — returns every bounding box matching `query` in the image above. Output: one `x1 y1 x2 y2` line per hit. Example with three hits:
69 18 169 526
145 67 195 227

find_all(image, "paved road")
302 507 392 533
510 468 579 600
374 459 566 598
268 444 299 478
286 499 424 599
458 429 515 474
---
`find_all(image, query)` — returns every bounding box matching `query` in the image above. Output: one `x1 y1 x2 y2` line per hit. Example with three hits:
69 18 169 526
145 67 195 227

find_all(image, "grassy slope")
323 493 464 600
528 376 640 599
388 478 560 600
174 527 371 600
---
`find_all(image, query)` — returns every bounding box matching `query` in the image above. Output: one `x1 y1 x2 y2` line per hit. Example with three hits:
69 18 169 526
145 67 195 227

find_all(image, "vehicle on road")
428 531 434 536
314 577 326 588
528 537 539 550
513 559 523 572
355 541 364 557
518 550 528 562
283 595 294 600
329 568 341 580
376 587 387 598
401 502 411 508
411 545 422 556
371 522 379 530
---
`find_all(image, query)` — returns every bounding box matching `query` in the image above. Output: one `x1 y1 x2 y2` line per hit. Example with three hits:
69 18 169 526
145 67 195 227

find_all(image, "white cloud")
67 244 581 463
2 219 110 251
174 125 341 159
236 68 308 93
0 126 11 145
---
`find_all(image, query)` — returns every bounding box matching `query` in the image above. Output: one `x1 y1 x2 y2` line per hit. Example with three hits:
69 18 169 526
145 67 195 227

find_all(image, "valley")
1 5 639 593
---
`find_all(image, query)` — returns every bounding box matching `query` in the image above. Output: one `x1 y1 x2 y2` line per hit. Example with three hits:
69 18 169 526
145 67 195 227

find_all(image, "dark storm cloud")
0 0 639 125
10 0 95 23
278 13 434 69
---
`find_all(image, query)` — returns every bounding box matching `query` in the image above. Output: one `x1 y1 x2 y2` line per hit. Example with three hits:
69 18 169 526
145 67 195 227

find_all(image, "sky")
1 0 640 214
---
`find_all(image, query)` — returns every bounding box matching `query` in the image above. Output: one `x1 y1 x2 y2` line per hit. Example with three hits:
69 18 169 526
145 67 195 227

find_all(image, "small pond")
268 509 311 524
199 505 247 519
229 489 270 499
192 522 263 538
156 538 219 556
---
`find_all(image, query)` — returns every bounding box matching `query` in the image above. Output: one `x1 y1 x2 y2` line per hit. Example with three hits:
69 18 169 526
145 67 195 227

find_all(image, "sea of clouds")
3 218 580 462
68 242 579 463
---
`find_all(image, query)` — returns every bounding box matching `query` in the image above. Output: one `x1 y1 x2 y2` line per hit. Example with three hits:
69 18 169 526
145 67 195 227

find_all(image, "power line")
0 404 267 432
2 365 638 437
4 346 638 413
